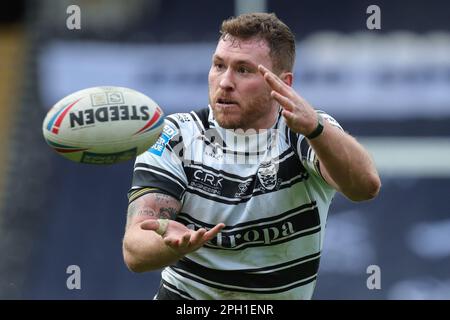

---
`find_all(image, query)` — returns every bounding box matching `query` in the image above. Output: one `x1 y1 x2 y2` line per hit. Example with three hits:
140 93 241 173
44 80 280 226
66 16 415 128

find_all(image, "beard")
209 90 275 131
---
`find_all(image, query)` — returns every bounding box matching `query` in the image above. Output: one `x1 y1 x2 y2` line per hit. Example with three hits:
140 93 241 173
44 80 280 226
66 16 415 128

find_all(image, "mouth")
216 98 239 108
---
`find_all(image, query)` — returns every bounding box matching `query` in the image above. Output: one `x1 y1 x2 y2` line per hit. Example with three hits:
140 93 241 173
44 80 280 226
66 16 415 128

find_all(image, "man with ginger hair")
123 12 381 300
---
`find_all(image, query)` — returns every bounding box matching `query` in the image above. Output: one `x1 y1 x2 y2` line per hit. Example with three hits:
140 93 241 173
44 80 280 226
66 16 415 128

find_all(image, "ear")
279 72 293 87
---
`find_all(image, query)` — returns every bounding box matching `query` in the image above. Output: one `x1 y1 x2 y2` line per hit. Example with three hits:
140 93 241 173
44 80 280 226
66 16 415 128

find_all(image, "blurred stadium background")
1 0 450 299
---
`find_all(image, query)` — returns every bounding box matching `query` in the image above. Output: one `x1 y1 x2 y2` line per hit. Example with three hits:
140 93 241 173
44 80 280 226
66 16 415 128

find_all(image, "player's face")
208 36 278 131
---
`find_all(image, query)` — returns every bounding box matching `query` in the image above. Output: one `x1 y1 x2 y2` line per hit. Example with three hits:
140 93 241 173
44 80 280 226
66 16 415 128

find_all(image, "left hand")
140 219 225 256
258 64 318 136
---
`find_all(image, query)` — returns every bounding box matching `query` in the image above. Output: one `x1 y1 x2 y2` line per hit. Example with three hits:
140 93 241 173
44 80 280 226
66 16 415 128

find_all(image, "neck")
245 105 279 132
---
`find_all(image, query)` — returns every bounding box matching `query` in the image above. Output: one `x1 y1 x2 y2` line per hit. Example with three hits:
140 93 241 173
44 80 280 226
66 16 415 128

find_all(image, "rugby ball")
42 86 165 164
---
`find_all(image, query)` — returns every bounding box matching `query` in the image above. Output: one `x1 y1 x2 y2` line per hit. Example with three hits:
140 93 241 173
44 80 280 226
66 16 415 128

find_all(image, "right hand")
140 219 225 256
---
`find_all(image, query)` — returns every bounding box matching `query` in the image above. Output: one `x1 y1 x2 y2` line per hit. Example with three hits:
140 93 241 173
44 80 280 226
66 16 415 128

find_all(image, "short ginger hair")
220 12 296 73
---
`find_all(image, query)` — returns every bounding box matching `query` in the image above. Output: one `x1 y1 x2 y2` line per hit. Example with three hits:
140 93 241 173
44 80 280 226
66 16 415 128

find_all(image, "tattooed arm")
123 192 224 272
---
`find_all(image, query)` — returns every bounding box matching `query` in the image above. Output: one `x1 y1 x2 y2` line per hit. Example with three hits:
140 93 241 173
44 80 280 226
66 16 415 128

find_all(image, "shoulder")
166 107 210 130
150 107 209 154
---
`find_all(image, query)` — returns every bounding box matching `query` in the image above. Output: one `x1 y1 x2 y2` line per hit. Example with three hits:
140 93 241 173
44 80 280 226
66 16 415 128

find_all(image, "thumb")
140 219 159 231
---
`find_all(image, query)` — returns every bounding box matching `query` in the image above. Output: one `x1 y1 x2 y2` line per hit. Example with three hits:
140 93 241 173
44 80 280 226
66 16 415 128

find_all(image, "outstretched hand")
258 64 318 136
140 219 225 255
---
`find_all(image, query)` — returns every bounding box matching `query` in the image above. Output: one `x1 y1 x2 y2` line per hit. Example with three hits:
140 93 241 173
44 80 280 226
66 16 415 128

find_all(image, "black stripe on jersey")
192 108 210 130
182 151 309 205
169 253 320 294
178 201 317 229
184 163 255 182
158 279 195 300
190 110 207 133
186 175 306 205
165 116 181 130
133 163 186 200
176 202 321 250
163 117 185 155
288 128 299 155
135 163 187 188
170 267 317 294
299 136 310 160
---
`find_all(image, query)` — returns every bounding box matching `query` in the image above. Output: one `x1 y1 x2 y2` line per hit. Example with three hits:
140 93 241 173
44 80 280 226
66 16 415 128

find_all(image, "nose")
219 68 235 91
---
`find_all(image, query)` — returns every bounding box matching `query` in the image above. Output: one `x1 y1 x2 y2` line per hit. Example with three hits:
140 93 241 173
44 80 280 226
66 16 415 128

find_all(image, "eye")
238 66 249 74
214 63 225 70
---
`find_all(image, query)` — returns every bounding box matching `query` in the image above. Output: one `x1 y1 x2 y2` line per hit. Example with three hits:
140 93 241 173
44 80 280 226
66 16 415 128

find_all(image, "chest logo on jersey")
203 144 224 161
234 181 252 198
257 160 281 191
191 169 223 195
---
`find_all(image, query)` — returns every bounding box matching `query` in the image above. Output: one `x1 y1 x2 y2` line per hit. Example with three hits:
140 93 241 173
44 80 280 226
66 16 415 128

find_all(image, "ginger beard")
208 87 274 131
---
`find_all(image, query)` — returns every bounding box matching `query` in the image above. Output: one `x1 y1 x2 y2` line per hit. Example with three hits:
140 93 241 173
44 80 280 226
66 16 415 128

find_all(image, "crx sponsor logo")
190 169 223 195
193 170 223 187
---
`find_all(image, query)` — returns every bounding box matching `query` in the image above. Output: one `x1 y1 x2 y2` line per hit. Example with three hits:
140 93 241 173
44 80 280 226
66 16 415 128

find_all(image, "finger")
271 91 295 112
282 109 295 122
164 237 178 247
190 228 206 245
258 64 279 80
264 72 289 92
140 219 159 231
178 232 191 249
261 68 291 95
258 64 269 76
259 64 301 103
259 64 283 85
203 223 225 241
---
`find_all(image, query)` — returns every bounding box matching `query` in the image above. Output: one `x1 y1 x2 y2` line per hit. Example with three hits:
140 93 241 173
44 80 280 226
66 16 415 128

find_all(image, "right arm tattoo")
126 193 181 228
153 193 179 219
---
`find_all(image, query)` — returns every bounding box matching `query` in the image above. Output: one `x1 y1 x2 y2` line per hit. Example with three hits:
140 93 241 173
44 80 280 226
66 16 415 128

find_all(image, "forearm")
123 192 182 272
309 121 381 201
123 223 182 272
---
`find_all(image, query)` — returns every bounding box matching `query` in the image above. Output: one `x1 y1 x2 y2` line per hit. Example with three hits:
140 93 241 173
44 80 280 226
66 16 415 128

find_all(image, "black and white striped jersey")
129 105 342 300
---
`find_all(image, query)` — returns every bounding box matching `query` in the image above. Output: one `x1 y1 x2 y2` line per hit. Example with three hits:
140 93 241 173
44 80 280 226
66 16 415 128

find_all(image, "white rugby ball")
42 86 165 164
